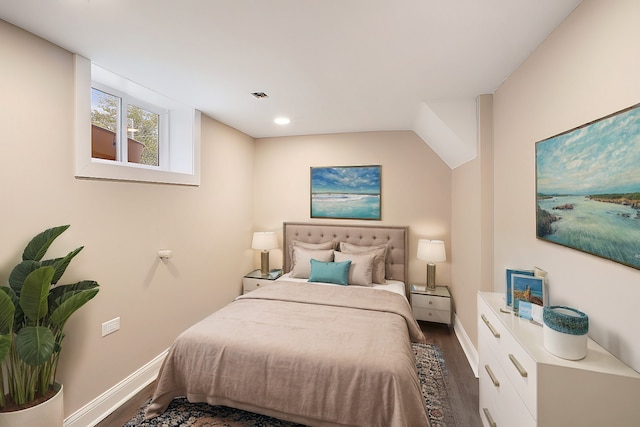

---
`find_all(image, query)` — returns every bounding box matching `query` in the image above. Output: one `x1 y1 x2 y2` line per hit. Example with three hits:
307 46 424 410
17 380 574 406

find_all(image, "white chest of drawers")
478 291 640 427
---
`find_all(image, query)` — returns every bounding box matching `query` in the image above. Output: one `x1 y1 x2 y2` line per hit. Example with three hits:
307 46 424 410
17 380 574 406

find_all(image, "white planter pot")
0 383 64 427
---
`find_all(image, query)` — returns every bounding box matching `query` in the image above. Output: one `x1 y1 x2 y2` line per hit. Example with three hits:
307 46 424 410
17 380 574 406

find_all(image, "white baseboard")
64 349 168 427
452 313 479 378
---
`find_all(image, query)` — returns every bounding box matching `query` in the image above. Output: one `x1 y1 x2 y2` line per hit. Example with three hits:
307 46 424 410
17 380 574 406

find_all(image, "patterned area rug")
124 343 455 426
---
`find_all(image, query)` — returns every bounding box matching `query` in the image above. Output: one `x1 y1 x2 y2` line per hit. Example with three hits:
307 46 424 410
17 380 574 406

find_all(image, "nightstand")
242 269 283 294
410 285 451 326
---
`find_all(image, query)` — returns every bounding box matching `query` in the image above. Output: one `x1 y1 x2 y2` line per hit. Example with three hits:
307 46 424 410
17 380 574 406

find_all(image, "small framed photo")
511 274 544 312
505 268 534 307
518 301 533 320
518 301 544 325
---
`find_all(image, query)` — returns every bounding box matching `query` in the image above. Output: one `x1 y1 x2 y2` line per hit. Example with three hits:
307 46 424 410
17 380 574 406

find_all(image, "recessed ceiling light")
274 117 290 125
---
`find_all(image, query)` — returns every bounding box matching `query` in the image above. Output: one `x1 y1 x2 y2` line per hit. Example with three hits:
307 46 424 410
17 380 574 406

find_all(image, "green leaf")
22 225 70 262
15 326 55 366
8 260 40 294
42 246 83 285
0 290 15 334
0 335 11 362
0 284 18 301
0 288 15 365
1 286 23 332
49 280 99 313
50 288 99 329
20 267 54 323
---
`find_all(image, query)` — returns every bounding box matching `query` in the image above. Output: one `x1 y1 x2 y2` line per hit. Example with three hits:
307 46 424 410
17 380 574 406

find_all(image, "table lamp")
252 231 278 274
417 239 446 291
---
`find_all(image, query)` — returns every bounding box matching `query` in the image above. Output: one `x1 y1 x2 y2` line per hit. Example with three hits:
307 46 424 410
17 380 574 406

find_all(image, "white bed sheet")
276 272 407 297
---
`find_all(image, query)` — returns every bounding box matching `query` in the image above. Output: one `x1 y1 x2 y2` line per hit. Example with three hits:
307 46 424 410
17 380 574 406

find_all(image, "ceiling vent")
251 92 268 99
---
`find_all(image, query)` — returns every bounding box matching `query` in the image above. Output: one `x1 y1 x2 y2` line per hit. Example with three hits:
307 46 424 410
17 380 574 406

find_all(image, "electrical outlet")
101 317 120 337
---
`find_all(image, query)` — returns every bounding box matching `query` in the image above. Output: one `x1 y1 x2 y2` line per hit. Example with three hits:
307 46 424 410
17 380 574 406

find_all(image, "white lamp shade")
417 239 446 262
251 232 278 250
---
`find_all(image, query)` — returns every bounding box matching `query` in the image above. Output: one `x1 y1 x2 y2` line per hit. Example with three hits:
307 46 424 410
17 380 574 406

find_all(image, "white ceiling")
0 0 581 164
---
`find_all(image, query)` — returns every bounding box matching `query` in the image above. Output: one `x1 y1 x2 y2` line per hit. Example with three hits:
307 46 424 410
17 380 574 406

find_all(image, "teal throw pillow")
308 259 351 286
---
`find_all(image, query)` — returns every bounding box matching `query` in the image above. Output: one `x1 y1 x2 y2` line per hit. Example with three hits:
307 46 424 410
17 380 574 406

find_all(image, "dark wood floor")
419 321 482 426
97 321 481 426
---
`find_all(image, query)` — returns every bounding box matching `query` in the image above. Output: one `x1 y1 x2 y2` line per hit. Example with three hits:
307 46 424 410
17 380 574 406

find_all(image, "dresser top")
479 291 640 378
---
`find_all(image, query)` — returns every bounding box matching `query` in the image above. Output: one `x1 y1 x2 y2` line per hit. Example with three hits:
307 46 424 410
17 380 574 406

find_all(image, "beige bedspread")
145 281 429 427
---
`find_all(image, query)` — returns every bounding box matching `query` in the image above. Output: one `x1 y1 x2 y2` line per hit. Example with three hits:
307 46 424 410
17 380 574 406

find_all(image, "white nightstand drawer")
242 278 272 293
412 307 450 324
411 293 450 310
242 269 283 294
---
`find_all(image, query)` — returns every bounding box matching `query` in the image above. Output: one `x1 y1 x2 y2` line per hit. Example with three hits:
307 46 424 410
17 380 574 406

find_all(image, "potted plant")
0 225 99 426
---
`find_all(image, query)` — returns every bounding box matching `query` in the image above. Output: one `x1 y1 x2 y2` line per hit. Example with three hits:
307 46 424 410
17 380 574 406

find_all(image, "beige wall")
253 131 452 289
6 0 640 419
0 20 255 416
451 94 494 350
493 0 640 372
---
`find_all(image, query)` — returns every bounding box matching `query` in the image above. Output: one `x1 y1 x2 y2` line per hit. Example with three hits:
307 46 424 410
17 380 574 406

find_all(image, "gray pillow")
334 251 375 286
339 242 388 284
288 240 336 271
290 247 334 279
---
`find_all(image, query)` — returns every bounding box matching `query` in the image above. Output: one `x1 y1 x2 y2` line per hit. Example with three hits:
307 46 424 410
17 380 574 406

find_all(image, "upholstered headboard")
283 222 409 291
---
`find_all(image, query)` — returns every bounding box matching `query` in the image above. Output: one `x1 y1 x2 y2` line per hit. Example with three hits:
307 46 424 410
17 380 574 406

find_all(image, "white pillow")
334 251 375 286
291 247 334 279
339 242 388 284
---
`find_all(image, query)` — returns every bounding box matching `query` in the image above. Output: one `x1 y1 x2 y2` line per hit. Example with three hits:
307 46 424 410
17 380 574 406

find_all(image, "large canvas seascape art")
311 166 381 220
536 103 640 269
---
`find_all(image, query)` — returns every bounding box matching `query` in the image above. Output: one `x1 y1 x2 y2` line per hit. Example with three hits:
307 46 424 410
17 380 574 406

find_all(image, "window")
91 86 163 167
75 55 201 185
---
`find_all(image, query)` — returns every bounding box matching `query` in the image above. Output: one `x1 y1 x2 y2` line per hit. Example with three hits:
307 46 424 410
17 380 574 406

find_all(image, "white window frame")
91 82 169 167
75 54 201 185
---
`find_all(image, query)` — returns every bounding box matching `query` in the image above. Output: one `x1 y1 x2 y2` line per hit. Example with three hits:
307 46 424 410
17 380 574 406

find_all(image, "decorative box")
543 305 589 360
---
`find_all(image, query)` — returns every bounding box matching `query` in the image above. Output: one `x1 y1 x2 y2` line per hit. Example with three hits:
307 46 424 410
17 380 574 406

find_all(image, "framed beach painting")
536 103 640 269
310 165 381 220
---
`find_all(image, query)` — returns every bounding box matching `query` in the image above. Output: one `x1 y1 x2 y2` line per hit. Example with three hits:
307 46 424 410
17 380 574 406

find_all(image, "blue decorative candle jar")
543 305 589 360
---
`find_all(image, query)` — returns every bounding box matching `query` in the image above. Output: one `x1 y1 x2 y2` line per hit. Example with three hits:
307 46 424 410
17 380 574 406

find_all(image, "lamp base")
426 263 436 290
260 250 270 274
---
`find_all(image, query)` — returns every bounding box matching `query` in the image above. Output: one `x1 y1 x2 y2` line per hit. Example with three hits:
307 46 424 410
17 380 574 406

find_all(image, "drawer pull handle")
508 354 528 377
482 408 497 427
428 300 433 305
481 314 500 338
484 365 500 387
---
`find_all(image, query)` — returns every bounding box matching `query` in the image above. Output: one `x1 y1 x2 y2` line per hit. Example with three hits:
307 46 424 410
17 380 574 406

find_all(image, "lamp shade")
417 239 446 262
251 231 278 250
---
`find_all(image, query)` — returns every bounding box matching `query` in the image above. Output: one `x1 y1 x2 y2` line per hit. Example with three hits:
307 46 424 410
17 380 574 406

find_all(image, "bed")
145 222 429 426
